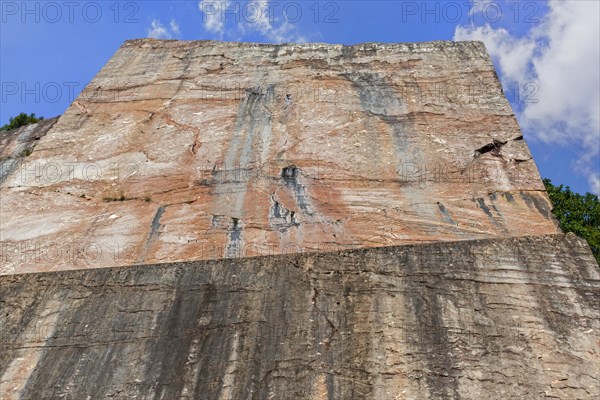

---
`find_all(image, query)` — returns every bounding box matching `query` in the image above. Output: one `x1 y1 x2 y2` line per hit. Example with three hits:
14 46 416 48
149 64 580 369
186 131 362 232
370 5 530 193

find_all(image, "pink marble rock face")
0 39 559 274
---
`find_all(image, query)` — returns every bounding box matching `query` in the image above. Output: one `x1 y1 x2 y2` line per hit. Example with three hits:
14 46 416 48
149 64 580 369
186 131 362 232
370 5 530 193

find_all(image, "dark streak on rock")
519 192 550 219
437 202 457 225
502 192 515 203
475 197 506 231
475 197 494 220
281 165 314 216
225 217 243 258
404 249 461 399
138 206 166 263
344 72 421 173
269 194 299 233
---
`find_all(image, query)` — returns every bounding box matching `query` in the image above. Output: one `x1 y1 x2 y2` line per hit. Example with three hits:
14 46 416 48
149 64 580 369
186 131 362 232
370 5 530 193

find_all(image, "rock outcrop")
0 117 59 187
0 40 558 274
1 233 598 399
1 40 597 400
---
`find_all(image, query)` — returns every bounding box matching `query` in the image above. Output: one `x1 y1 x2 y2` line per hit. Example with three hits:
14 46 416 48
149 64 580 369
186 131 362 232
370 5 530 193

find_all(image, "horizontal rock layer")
1 233 598 399
0 40 558 274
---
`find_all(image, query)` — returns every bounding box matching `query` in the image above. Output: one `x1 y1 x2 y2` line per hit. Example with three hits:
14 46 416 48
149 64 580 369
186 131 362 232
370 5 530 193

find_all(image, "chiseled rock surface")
0 39 558 274
1 233 598 399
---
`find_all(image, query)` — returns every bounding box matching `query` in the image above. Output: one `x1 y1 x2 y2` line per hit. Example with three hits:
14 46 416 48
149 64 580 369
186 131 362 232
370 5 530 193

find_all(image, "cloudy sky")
1 0 598 194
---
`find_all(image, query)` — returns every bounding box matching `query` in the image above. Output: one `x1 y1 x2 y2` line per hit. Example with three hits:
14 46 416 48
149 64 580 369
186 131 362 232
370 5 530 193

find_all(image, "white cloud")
147 19 181 39
455 1 600 194
148 19 171 39
589 174 600 195
467 0 496 16
573 154 600 196
455 24 536 83
522 2 599 148
198 0 303 43
170 20 181 36
199 0 230 37
243 0 297 42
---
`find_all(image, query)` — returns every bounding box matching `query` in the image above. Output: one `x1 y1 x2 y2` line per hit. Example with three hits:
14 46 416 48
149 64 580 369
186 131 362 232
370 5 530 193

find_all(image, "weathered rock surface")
2 40 594 400
1 233 598 399
0 40 559 274
0 117 59 187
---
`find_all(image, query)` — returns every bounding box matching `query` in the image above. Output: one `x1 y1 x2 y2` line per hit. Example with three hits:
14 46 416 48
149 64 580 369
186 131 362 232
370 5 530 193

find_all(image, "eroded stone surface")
0 40 558 273
0 117 59 186
1 234 598 399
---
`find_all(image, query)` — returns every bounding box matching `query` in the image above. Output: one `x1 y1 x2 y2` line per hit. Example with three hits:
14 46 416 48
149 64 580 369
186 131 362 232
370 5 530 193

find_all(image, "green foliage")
544 178 600 264
19 148 33 157
0 113 44 131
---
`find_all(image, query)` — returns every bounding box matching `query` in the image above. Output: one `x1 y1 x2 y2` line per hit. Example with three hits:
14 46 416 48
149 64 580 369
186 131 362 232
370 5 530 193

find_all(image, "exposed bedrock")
0 40 559 274
1 234 598 399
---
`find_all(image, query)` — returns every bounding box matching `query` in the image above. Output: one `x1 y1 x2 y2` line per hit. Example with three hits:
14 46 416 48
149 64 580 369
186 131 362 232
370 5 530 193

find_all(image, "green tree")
0 112 44 131
544 178 600 264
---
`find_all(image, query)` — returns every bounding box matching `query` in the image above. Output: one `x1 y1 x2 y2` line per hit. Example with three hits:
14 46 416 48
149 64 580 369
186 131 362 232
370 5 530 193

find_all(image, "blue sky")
1 0 598 194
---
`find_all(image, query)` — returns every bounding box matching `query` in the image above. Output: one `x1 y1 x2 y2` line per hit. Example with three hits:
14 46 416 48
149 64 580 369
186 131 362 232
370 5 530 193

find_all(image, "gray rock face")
1 234 598 399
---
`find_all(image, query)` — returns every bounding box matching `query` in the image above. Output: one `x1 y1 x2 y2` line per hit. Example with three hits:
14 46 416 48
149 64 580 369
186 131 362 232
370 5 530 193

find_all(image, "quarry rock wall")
1 40 596 400
0 40 558 274
1 233 598 399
